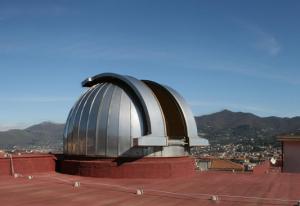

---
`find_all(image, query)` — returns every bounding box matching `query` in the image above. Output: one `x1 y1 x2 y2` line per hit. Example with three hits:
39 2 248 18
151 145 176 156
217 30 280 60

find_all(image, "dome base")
57 156 196 178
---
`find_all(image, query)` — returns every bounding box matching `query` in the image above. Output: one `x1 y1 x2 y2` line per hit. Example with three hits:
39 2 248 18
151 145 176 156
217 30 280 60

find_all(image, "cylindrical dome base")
57 156 196 178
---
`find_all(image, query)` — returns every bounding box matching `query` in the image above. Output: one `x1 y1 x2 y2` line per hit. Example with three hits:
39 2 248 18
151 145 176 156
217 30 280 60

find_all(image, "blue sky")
0 0 300 130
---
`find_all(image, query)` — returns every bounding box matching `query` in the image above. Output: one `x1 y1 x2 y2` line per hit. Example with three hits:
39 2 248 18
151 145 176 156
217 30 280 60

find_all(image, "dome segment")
82 73 167 146
64 82 152 157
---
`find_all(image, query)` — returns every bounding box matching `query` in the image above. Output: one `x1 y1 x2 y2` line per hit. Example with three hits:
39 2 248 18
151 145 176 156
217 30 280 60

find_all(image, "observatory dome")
63 73 208 157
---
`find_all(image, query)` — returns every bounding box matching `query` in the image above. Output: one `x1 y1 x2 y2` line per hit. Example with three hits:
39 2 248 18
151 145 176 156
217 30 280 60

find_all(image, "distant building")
279 134 300 173
195 158 211 171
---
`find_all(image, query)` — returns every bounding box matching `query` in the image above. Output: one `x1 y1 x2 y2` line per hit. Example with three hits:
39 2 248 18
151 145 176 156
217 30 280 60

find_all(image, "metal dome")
63 73 208 157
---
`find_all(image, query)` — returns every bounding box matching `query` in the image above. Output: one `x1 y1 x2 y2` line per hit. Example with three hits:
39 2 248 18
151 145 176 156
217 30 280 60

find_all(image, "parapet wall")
0 154 196 178
0 154 56 176
58 156 196 178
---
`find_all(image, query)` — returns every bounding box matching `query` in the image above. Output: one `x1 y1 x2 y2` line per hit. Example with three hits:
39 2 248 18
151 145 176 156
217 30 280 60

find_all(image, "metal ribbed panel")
78 84 102 155
63 107 73 153
72 88 95 155
86 83 106 155
118 91 131 155
67 87 93 154
130 101 142 138
65 101 79 154
106 86 122 157
96 84 114 156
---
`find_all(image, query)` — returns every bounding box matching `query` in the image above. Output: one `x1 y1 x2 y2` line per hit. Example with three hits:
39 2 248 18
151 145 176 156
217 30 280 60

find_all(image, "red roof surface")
210 159 244 171
1 171 300 206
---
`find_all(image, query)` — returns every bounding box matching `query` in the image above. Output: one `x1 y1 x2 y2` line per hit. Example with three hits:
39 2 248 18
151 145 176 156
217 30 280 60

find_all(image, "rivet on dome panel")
63 73 208 157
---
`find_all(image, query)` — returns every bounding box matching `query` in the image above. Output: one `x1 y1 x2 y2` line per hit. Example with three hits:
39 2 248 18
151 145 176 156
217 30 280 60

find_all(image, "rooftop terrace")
1 171 300 206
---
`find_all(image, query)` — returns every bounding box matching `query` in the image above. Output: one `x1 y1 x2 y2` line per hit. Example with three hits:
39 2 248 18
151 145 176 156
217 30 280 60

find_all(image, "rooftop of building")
1 170 300 206
278 132 300 141
209 159 244 171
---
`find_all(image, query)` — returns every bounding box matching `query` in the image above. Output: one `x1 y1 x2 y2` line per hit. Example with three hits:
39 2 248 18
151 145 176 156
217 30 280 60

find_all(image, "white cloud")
254 31 281 56
236 19 281 56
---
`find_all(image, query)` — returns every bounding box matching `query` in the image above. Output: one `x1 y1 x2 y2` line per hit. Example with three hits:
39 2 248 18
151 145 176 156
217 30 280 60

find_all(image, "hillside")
195 110 300 146
0 122 64 150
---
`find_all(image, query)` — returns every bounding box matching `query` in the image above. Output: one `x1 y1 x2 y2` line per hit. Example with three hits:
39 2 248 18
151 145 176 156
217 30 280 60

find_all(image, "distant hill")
195 110 300 146
0 122 64 150
1 110 300 150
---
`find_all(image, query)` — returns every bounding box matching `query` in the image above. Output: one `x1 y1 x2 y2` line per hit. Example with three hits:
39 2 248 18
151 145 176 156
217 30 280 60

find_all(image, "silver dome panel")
64 83 146 156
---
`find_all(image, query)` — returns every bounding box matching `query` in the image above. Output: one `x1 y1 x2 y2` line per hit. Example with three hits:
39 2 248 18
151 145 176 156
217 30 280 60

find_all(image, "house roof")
210 159 244 171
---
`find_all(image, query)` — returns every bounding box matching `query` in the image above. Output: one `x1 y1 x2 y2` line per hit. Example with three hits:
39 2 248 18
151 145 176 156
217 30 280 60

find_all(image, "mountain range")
195 110 300 146
0 122 64 150
0 110 300 149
